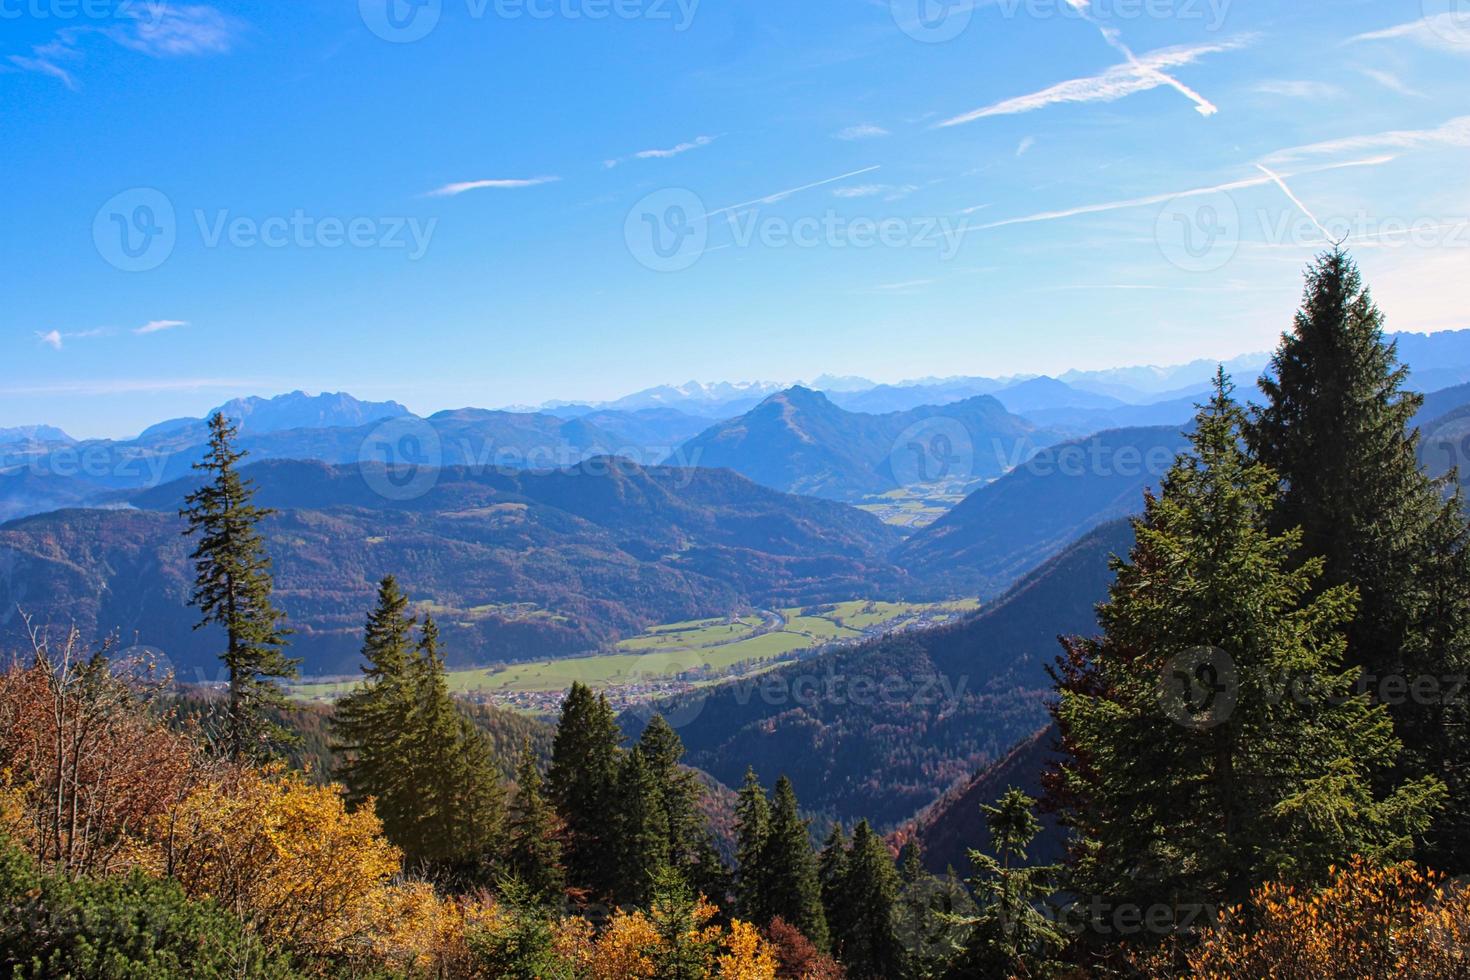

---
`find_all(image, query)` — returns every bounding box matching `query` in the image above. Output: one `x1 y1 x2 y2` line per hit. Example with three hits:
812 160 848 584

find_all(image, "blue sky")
3 0 1468 438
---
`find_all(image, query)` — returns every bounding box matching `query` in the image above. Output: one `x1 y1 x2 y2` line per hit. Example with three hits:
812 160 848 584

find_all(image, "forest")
3 252 1470 978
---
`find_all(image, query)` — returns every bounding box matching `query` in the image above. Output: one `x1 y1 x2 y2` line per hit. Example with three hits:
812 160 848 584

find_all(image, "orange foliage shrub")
0 640 208 878
161 766 404 956
1134 856 1470 979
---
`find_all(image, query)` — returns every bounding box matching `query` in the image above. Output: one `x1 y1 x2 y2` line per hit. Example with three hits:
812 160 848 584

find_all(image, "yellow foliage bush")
160 767 403 957
1134 856 1470 979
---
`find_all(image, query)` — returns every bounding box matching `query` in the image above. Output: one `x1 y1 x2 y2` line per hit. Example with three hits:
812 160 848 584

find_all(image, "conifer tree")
1249 249 1470 868
895 841 972 979
733 768 771 921
505 737 566 906
401 617 505 873
955 788 1063 978
817 823 850 954
180 412 297 761
761 776 828 951
635 716 709 875
1051 374 1444 919
331 576 418 841
613 747 671 908
546 683 623 898
837 820 904 980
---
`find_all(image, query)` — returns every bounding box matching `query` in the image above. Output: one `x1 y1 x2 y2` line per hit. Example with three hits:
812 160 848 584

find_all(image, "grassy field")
291 598 981 702
856 487 974 529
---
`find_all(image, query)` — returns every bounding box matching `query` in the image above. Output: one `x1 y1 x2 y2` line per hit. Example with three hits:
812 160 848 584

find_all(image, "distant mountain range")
138 391 412 441
0 458 910 677
897 426 1193 596
670 387 1059 501
0 425 74 446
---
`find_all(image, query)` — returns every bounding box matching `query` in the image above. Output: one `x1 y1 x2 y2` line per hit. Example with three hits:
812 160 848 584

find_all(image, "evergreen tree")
1050 374 1444 920
837 820 904 980
505 737 566 906
760 776 828 951
648 866 718 980
1249 249 1470 868
331 576 418 841
401 617 505 873
733 768 771 921
545 683 623 898
180 412 297 761
895 842 972 979
955 788 1063 978
635 716 711 878
613 747 671 908
817 823 850 957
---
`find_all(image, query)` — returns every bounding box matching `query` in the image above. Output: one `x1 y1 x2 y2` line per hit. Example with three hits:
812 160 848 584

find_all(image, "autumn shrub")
160 766 404 958
1132 856 1470 979
0 640 209 879
764 916 845 979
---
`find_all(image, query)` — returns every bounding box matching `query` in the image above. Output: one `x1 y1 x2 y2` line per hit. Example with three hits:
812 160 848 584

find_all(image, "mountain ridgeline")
670 385 1059 500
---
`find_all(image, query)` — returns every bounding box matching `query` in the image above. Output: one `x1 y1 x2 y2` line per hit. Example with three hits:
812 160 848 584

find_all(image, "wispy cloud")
8 5 242 89
1356 67 1424 97
1253 79 1343 100
970 155 1394 231
427 176 560 197
1254 164 1330 240
34 327 111 350
832 185 886 199
1015 136 1036 157
705 166 882 218
1262 114 1470 165
834 123 889 140
1349 14 1470 54
604 135 720 168
135 319 189 335
937 36 1250 127
872 279 936 291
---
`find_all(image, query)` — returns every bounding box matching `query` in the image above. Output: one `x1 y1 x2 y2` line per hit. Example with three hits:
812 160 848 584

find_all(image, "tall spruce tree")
1050 374 1443 920
613 747 671 908
635 717 707 875
761 776 828 951
546 683 623 898
402 617 505 873
180 412 297 761
331 576 418 841
956 788 1063 978
505 737 566 906
817 822 850 956
1249 249 1470 869
733 768 771 921
836 820 904 980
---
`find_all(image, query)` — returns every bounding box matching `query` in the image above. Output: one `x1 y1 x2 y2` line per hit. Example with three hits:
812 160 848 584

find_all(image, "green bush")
0 838 299 979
